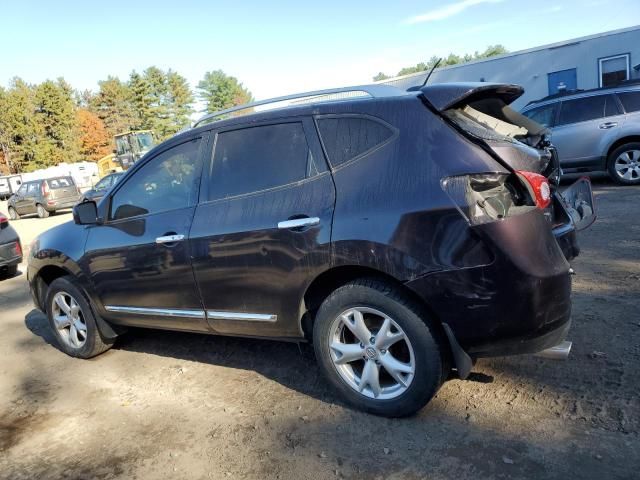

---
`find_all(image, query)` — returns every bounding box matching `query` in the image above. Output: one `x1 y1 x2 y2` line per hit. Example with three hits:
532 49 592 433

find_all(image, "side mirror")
73 201 99 225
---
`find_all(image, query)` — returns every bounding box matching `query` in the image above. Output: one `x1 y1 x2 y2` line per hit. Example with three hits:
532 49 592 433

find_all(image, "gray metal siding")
382 26 640 110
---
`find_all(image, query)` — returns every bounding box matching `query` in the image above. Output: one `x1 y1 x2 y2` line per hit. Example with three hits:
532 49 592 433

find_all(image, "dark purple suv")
27 82 594 417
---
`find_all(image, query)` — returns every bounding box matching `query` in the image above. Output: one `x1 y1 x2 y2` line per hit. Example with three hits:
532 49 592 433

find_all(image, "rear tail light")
441 173 534 225
0 213 7 224
13 241 22 257
515 170 551 209
41 181 50 197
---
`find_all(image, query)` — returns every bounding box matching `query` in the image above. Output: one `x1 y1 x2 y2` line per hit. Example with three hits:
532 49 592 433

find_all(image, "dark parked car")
0 212 22 278
27 83 594 417
8 176 82 219
81 172 124 203
521 84 640 184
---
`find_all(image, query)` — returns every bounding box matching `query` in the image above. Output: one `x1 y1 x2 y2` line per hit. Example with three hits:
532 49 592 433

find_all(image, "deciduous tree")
76 109 111 161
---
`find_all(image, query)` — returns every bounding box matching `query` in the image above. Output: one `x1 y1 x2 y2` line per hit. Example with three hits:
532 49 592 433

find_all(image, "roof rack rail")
193 84 406 128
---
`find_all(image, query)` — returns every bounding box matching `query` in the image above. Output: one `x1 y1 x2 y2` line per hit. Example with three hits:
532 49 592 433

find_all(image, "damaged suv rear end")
406 82 595 372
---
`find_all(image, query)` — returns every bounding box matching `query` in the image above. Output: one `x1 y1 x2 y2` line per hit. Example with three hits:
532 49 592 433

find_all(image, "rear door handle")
155 234 185 244
277 217 320 229
599 122 618 129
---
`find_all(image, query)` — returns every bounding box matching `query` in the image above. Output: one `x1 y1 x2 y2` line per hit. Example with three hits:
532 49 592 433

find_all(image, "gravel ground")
0 180 638 480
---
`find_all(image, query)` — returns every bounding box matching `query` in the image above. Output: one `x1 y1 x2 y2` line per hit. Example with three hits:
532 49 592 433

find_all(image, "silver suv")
521 84 640 185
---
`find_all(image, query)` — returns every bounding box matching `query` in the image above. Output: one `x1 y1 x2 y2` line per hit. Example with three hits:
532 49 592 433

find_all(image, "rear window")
316 116 395 168
557 94 619 126
47 177 75 189
618 91 640 113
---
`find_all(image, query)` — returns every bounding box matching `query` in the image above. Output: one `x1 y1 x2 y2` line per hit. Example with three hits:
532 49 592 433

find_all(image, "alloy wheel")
51 291 88 349
328 307 415 400
614 149 640 181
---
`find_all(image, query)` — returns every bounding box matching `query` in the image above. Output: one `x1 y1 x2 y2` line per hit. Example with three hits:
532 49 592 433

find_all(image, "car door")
12 183 29 214
83 135 209 332
551 94 625 169
189 118 335 339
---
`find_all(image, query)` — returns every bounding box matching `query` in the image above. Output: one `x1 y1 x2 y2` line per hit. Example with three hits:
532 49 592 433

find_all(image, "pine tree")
197 70 253 114
129 70 153 130
166 70 194 135
90 76 136 137
34 78 80 166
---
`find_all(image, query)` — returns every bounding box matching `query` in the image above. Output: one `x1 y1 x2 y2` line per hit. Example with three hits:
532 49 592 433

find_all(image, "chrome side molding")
105 305 205 319
105 306 277 323
207 311 277 322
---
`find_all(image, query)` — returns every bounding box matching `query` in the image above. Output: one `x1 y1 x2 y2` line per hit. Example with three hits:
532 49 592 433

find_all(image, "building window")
599 54 630 88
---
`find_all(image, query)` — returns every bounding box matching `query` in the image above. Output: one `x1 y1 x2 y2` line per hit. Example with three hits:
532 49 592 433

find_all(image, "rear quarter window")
522 103 558 127
617 91 640 113
315 116 395 168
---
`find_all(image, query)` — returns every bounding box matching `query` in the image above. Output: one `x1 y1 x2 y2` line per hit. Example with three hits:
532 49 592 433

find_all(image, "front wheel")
36 204 50 218
8 207 19 220
313 278 448 417
45 276 114 358
608 142 640 185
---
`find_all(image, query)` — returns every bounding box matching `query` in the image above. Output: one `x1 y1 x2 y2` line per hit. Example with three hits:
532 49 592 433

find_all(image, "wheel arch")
606 136 640 164
299 265 447 344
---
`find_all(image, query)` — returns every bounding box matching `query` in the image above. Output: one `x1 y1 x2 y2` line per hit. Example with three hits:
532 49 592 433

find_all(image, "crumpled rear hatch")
420 82 595 258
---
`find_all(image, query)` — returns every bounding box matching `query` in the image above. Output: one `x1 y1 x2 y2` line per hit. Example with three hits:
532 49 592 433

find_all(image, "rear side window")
557 94 619 126
47 177 74 189
208 123 311 200
522 103 558 127
618 91 640 113
316 116 395 168
27 183 39 194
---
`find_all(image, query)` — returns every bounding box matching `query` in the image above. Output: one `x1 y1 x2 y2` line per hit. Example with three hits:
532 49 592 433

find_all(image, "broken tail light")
515 170 551 209
441 173 535 225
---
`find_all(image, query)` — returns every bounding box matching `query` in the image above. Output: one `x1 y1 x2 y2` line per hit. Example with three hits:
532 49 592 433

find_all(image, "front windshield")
136 132 154 151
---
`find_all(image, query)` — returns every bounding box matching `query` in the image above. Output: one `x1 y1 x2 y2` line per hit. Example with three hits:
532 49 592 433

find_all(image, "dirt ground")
0 180 638 480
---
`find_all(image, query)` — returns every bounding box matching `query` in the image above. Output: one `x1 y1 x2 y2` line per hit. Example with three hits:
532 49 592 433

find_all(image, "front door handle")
599 122 618 129
277 217 320 229
155 234 185 244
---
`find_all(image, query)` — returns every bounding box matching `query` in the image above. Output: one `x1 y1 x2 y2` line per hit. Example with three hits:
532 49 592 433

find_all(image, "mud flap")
442 323 473 379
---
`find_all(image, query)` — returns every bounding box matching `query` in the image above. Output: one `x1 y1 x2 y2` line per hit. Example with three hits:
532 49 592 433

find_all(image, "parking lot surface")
0 182 638 480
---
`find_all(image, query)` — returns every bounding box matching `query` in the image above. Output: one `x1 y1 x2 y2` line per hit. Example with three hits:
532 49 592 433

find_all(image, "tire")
313 278 448 417
45 276 114 358
1 264 18 279
36 204 50 218
8 207 19 220
607 142 640 185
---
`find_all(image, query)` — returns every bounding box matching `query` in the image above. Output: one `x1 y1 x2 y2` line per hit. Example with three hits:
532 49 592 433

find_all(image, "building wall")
382 26 640 110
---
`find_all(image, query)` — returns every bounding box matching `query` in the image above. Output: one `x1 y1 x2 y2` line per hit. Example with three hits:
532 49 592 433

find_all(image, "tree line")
373 45 509 81
0 68 252 174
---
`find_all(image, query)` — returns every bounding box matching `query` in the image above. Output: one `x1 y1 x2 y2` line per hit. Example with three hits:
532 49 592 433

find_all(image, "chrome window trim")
105 306 205 319
207 311 277 322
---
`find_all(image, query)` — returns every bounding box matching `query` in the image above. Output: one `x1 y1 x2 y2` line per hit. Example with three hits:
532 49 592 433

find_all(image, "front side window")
523 103 558 128
208 123 310 201
618 91 640 113
17 184 27 195
316 116 395 168
599 54 630 88
557 95 618 126
110 138 201 220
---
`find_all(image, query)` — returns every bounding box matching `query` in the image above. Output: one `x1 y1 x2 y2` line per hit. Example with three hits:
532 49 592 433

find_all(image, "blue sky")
1 0 639 101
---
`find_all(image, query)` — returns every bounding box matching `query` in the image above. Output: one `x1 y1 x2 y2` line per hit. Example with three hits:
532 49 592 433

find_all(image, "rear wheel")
313 278 448 417
608 142 640 185
45 276 114 358
36 204 50 218
8 207 19 220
